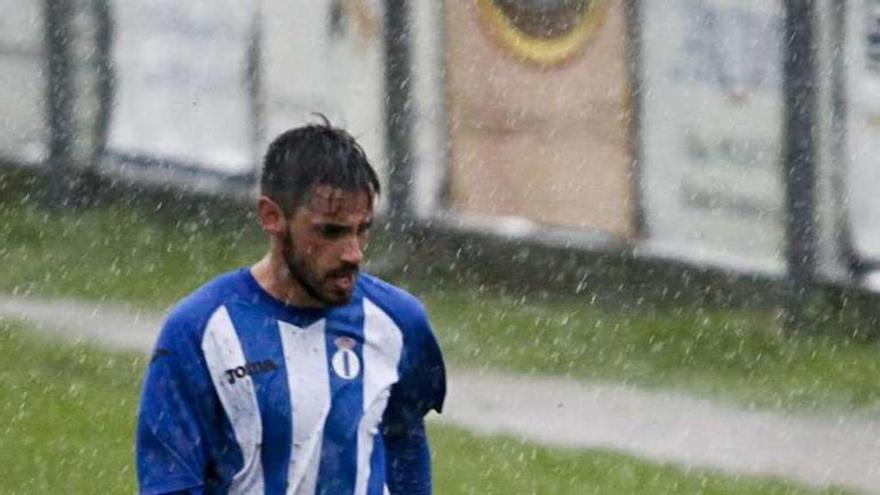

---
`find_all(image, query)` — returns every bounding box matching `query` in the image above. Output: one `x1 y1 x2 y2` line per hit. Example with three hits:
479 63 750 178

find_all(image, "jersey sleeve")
382 304 446 433
137 313 216 495
382 304 443 495
384 418 432 495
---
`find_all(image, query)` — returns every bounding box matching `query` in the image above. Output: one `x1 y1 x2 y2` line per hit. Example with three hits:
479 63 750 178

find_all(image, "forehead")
301 185 373 219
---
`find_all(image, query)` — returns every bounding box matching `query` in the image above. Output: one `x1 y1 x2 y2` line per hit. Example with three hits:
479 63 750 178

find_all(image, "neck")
250 252 323 308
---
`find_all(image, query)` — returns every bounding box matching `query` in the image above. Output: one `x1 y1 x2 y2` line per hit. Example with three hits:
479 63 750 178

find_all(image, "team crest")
331 336 361 380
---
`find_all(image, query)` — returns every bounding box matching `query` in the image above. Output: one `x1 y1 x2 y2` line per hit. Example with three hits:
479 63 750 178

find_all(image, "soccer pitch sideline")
0 321 851 494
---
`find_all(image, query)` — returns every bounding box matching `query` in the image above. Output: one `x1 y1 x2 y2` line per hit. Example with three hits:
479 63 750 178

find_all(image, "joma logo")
225 359 278 384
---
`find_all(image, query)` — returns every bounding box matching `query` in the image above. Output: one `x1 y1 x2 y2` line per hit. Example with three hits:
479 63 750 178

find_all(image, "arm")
384 419 432 495
382 302 446 495
137 317 213 495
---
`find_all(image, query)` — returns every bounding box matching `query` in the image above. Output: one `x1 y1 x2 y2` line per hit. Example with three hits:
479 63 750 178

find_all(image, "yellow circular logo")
477 0 607 66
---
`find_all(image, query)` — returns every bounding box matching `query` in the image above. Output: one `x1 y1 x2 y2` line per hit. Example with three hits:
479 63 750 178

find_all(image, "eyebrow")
313 218 373 233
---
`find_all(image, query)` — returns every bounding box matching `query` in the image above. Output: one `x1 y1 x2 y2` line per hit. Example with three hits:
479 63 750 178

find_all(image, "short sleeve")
136 315 215 494
382 309 446 433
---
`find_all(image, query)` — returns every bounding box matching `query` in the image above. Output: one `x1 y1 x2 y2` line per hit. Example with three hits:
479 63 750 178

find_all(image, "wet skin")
279 185 374 307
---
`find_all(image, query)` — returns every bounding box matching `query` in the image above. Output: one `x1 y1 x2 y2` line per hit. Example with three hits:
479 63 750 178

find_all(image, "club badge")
331 336 361 380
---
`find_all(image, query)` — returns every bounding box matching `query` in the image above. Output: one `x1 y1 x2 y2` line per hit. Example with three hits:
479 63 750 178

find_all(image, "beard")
281 230 358 306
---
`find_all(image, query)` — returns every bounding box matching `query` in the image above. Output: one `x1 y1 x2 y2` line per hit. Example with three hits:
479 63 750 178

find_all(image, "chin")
322 291 353 307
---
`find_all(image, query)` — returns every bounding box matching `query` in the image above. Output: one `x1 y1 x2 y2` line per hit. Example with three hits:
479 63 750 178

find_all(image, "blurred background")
1 0 880 493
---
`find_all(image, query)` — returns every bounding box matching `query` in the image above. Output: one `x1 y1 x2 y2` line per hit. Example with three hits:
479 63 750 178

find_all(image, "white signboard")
0 0 46 163
639 0 786 275
107 0 257 176
260 0 387 194
411 0 449 219
845 0 880 264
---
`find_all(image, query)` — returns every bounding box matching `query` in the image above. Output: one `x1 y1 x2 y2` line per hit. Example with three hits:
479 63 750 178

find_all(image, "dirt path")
1 295 878 494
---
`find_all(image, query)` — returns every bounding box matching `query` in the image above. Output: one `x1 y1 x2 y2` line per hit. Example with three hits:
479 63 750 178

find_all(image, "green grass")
421 290 880 412
2 187 880 412
0 320 143 493
0 198 265 309
0 321 852 495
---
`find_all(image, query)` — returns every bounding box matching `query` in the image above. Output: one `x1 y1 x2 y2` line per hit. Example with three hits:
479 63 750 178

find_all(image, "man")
136 121 446 495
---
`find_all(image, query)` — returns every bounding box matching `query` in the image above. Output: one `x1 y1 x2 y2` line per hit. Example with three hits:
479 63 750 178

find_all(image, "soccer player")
136 120 446 494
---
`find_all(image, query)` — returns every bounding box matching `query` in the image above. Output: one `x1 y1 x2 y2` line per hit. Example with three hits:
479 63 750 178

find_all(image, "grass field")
0 320 852 495
2 182 879 413
423 291 880 412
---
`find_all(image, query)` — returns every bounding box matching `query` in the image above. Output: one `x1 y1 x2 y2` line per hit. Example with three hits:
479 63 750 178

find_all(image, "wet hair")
260 115 381 216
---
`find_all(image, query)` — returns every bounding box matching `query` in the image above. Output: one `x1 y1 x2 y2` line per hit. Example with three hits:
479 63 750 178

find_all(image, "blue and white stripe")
200 297 405 494
356 299 404 495
280 318 332 494
201 306 265 495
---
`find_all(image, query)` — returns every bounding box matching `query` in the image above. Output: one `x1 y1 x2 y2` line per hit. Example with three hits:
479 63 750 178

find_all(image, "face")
281 185 373 307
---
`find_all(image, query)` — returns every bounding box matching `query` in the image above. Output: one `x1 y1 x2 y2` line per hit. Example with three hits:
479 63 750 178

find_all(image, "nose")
340 236 364 266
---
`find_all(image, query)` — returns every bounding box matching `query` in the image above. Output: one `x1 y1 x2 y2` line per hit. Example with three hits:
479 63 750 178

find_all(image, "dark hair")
260 116 381 215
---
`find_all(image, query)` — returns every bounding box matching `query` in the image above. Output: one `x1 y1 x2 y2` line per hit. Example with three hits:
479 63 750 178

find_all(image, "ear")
257 196 286 236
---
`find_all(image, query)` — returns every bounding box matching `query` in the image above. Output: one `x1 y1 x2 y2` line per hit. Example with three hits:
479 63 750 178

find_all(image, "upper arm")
137 315 215 494
383 418 432 495
383 305 446 434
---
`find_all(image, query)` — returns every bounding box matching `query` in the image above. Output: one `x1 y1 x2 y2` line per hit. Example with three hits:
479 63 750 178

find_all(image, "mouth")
328 270 357 294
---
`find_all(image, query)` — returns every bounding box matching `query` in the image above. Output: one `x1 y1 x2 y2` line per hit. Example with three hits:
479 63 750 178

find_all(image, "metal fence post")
44 0 75 208
93 0 114 166
783 0 819 332
384 0 415 225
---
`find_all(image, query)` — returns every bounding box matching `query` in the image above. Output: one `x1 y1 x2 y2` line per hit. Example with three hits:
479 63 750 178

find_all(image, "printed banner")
106 0 257 176
0 0 47 163
444 0 633 234
260 0 387 187
639 0 787 275
845 0 880 264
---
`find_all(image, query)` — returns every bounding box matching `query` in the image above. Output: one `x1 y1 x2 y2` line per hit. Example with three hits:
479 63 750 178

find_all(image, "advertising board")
106 0 258 177
0 0 46 164
638 0 787 275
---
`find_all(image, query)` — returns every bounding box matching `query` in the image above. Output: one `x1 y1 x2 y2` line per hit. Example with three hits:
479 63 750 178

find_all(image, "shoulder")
357 273 430 332
158 269 246 348
360 276 446 418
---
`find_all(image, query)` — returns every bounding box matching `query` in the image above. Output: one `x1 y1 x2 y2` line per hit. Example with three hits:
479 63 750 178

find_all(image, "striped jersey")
136 268 446 495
